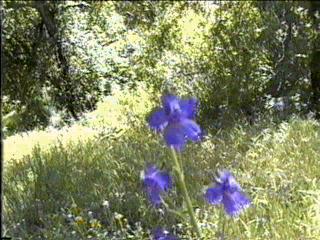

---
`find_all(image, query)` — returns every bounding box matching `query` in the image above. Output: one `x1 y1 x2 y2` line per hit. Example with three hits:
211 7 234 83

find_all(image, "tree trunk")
33 1 79 120
309 1 320 118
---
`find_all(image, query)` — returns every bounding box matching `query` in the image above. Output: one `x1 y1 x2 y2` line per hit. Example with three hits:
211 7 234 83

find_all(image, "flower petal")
144 166 172 191
218 171 241 193
163 119 202 151
223 191 251 217
144 177 160 190
205 186 223 205
143 166 172 206
147 187 162 206
162 95 181 115
144 165 158 176
153 228 166 239
154 171 172 191
163 124 187 151
179 119 202 142
179 97 198 119
148 108 169 132
153 228 177 240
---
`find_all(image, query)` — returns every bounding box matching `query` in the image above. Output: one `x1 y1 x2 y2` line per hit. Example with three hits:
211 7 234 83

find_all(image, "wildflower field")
2 1 320 239
3 88 320 239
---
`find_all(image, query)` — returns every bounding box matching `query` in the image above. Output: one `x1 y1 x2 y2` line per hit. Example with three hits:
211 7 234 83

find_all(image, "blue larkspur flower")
142 165 172 206
148 95 202 151
205 171 251 217
152 228 178 240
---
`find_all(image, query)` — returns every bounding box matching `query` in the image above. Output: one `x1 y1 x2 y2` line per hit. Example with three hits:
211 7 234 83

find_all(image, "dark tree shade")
309 1 320 118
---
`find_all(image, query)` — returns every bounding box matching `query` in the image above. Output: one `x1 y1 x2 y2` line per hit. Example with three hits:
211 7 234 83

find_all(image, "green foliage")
3 1 130 134
119 1 315 125
2 2 53 133
3 98 51 136
3 1 318 135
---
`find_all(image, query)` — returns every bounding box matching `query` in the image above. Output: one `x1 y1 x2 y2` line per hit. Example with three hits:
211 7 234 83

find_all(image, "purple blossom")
142 165 172 206
152 228 178 240
148 95 202 151
205 171 251 217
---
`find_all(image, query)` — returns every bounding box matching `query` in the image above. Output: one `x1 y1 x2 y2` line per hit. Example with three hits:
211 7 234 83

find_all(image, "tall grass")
4 116 320 239
3 83 155 165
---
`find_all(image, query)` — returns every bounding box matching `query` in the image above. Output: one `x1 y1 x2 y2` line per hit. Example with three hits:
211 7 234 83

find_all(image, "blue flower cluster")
143 94 251 239
152 228 177 240
142 165 172 206
148 95 203 151
142 166 250 216
205 171 251 217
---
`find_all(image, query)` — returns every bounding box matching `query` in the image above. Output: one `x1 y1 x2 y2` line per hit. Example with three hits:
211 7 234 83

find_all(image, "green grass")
3 116 320 239
3 83 155 164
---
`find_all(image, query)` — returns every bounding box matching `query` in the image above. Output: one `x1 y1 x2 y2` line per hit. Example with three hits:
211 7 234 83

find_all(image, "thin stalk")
219 208 226 240
163 201 186 220
171 148 202 238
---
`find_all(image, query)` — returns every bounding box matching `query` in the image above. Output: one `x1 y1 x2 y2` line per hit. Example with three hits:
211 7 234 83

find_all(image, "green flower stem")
163 201 185 220
171 148 202 238
219 208 226 239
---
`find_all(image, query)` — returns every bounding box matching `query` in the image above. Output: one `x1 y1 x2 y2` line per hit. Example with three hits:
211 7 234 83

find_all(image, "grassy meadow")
3 88 320 240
